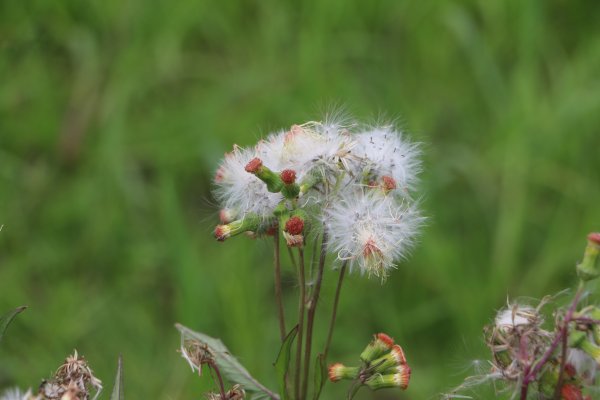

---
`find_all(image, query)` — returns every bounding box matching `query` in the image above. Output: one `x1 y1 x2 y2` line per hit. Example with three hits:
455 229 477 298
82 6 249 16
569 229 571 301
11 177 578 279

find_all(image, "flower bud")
280 169 300 199
360 333 395 363
381 176 397 194
327 363 359 382
214 214 261 242
244 157 283 193
365 364 411 390
370 345 407 372
561 383 585 400
576 233 600 281
283 215 305 247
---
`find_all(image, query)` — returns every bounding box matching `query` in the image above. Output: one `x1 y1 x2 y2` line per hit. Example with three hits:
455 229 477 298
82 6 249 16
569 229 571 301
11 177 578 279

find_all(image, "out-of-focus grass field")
1 0 599 398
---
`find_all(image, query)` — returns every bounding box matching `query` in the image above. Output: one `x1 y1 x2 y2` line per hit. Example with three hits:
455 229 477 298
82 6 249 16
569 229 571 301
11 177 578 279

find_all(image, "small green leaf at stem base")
110 355 124 400
0 306 27 343
274 325 299 400
312 353 326 400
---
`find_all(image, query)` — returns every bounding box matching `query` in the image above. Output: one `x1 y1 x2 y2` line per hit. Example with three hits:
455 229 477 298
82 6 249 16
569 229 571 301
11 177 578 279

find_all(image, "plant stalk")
294 248 306 400
300 230 328 399
324 262 347 360
274 231 286 342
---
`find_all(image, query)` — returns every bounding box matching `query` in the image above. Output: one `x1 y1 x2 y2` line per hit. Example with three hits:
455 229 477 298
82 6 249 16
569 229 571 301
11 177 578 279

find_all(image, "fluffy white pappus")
0 388 31 400
256 123 357 177
494 304 543 333
326 189 423 280
213 145 282 218
353 126 421 195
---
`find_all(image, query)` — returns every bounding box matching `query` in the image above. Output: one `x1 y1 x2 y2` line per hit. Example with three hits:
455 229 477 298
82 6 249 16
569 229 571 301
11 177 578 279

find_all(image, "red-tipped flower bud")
381 176 397 192
245 157 263 174
285 216 304 235
327 363 359 382
280 169 297 185
588 232 600 246
215 225 231 242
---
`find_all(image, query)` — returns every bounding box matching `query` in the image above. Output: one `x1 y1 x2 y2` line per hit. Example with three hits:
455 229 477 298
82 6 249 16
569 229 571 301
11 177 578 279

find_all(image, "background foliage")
1 0 599 398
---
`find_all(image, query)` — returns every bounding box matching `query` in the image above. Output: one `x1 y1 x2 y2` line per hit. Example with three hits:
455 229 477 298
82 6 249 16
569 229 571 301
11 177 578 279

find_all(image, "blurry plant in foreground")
446 233 600 400
177 116 424 399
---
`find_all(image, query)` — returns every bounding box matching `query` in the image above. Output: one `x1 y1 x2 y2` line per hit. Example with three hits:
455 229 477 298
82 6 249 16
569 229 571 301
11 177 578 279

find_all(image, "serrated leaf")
110 355 124 400
312 353 326 400
273 325 298 400
176 323 279 400
0 306 27 343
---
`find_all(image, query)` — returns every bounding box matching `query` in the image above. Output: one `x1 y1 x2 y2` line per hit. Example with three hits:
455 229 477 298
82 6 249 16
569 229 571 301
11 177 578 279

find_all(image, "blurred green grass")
1 0 599 398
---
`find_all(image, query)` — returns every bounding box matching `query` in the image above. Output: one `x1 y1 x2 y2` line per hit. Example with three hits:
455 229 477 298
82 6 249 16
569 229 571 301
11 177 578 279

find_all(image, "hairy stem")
288 246 298 271
522 282 584 399
295 248 306 400
274 231 286 342
301 230 328 399
209 362 227 399
324 262 347 360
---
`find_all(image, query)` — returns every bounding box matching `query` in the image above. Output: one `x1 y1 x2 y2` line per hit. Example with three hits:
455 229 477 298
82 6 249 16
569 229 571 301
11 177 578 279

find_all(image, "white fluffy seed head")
353 126 421 195
494 305 542 333
213 145 283 218
326 189 424 280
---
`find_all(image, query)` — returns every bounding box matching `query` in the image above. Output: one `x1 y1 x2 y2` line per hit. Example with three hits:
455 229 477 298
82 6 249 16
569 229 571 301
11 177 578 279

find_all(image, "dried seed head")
180 339 215 375
205 384 245 400
37 350 101 400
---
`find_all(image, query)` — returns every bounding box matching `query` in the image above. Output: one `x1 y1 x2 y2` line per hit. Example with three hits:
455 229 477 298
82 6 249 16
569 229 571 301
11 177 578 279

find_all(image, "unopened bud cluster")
213 119 424 280
328 333 411 393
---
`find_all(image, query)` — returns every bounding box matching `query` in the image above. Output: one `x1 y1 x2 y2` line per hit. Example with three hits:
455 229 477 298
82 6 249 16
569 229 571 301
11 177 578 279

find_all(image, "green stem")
294 248 306 400
274 230 286 342
324 262 347 361
301 230 328 399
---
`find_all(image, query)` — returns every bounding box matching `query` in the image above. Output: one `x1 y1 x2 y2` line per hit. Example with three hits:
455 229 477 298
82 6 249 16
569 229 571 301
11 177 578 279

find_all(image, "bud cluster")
328 333 411 394
212 119 424 280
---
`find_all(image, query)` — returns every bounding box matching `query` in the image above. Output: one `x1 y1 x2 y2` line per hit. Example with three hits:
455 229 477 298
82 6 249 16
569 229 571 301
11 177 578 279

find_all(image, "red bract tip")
392 344 407 364
397 365 411 390
214 225 229 241
327 363 342 382
214 167 225 183
280 169 297 184
588 232 600 245
382 176 397 191
561 384 584 400
265 225 278 236
285 216 304 235
245 158 263 173
376 333 395 348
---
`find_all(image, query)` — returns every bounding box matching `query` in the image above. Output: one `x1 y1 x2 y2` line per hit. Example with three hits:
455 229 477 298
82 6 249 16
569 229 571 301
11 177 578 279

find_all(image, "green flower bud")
576 233 600 281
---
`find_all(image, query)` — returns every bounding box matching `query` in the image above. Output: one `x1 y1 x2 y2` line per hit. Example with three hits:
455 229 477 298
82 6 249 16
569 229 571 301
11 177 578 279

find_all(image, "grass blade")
110 355 124 400
0 306 27 343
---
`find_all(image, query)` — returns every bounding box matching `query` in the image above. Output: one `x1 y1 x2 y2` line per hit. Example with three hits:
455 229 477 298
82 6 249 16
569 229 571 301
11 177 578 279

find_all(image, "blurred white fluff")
326 189 424 280
0 388 31 400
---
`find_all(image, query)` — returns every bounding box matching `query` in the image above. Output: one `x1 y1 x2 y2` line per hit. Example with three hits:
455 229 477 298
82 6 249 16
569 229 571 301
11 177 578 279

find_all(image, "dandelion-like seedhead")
213 117 424 280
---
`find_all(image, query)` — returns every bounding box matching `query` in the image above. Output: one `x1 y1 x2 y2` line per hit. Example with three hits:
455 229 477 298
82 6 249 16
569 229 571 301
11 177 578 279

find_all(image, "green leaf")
0 306 27 343
312 353 326 400
175 323 279 400
110 355 124 400
273 325 298 400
